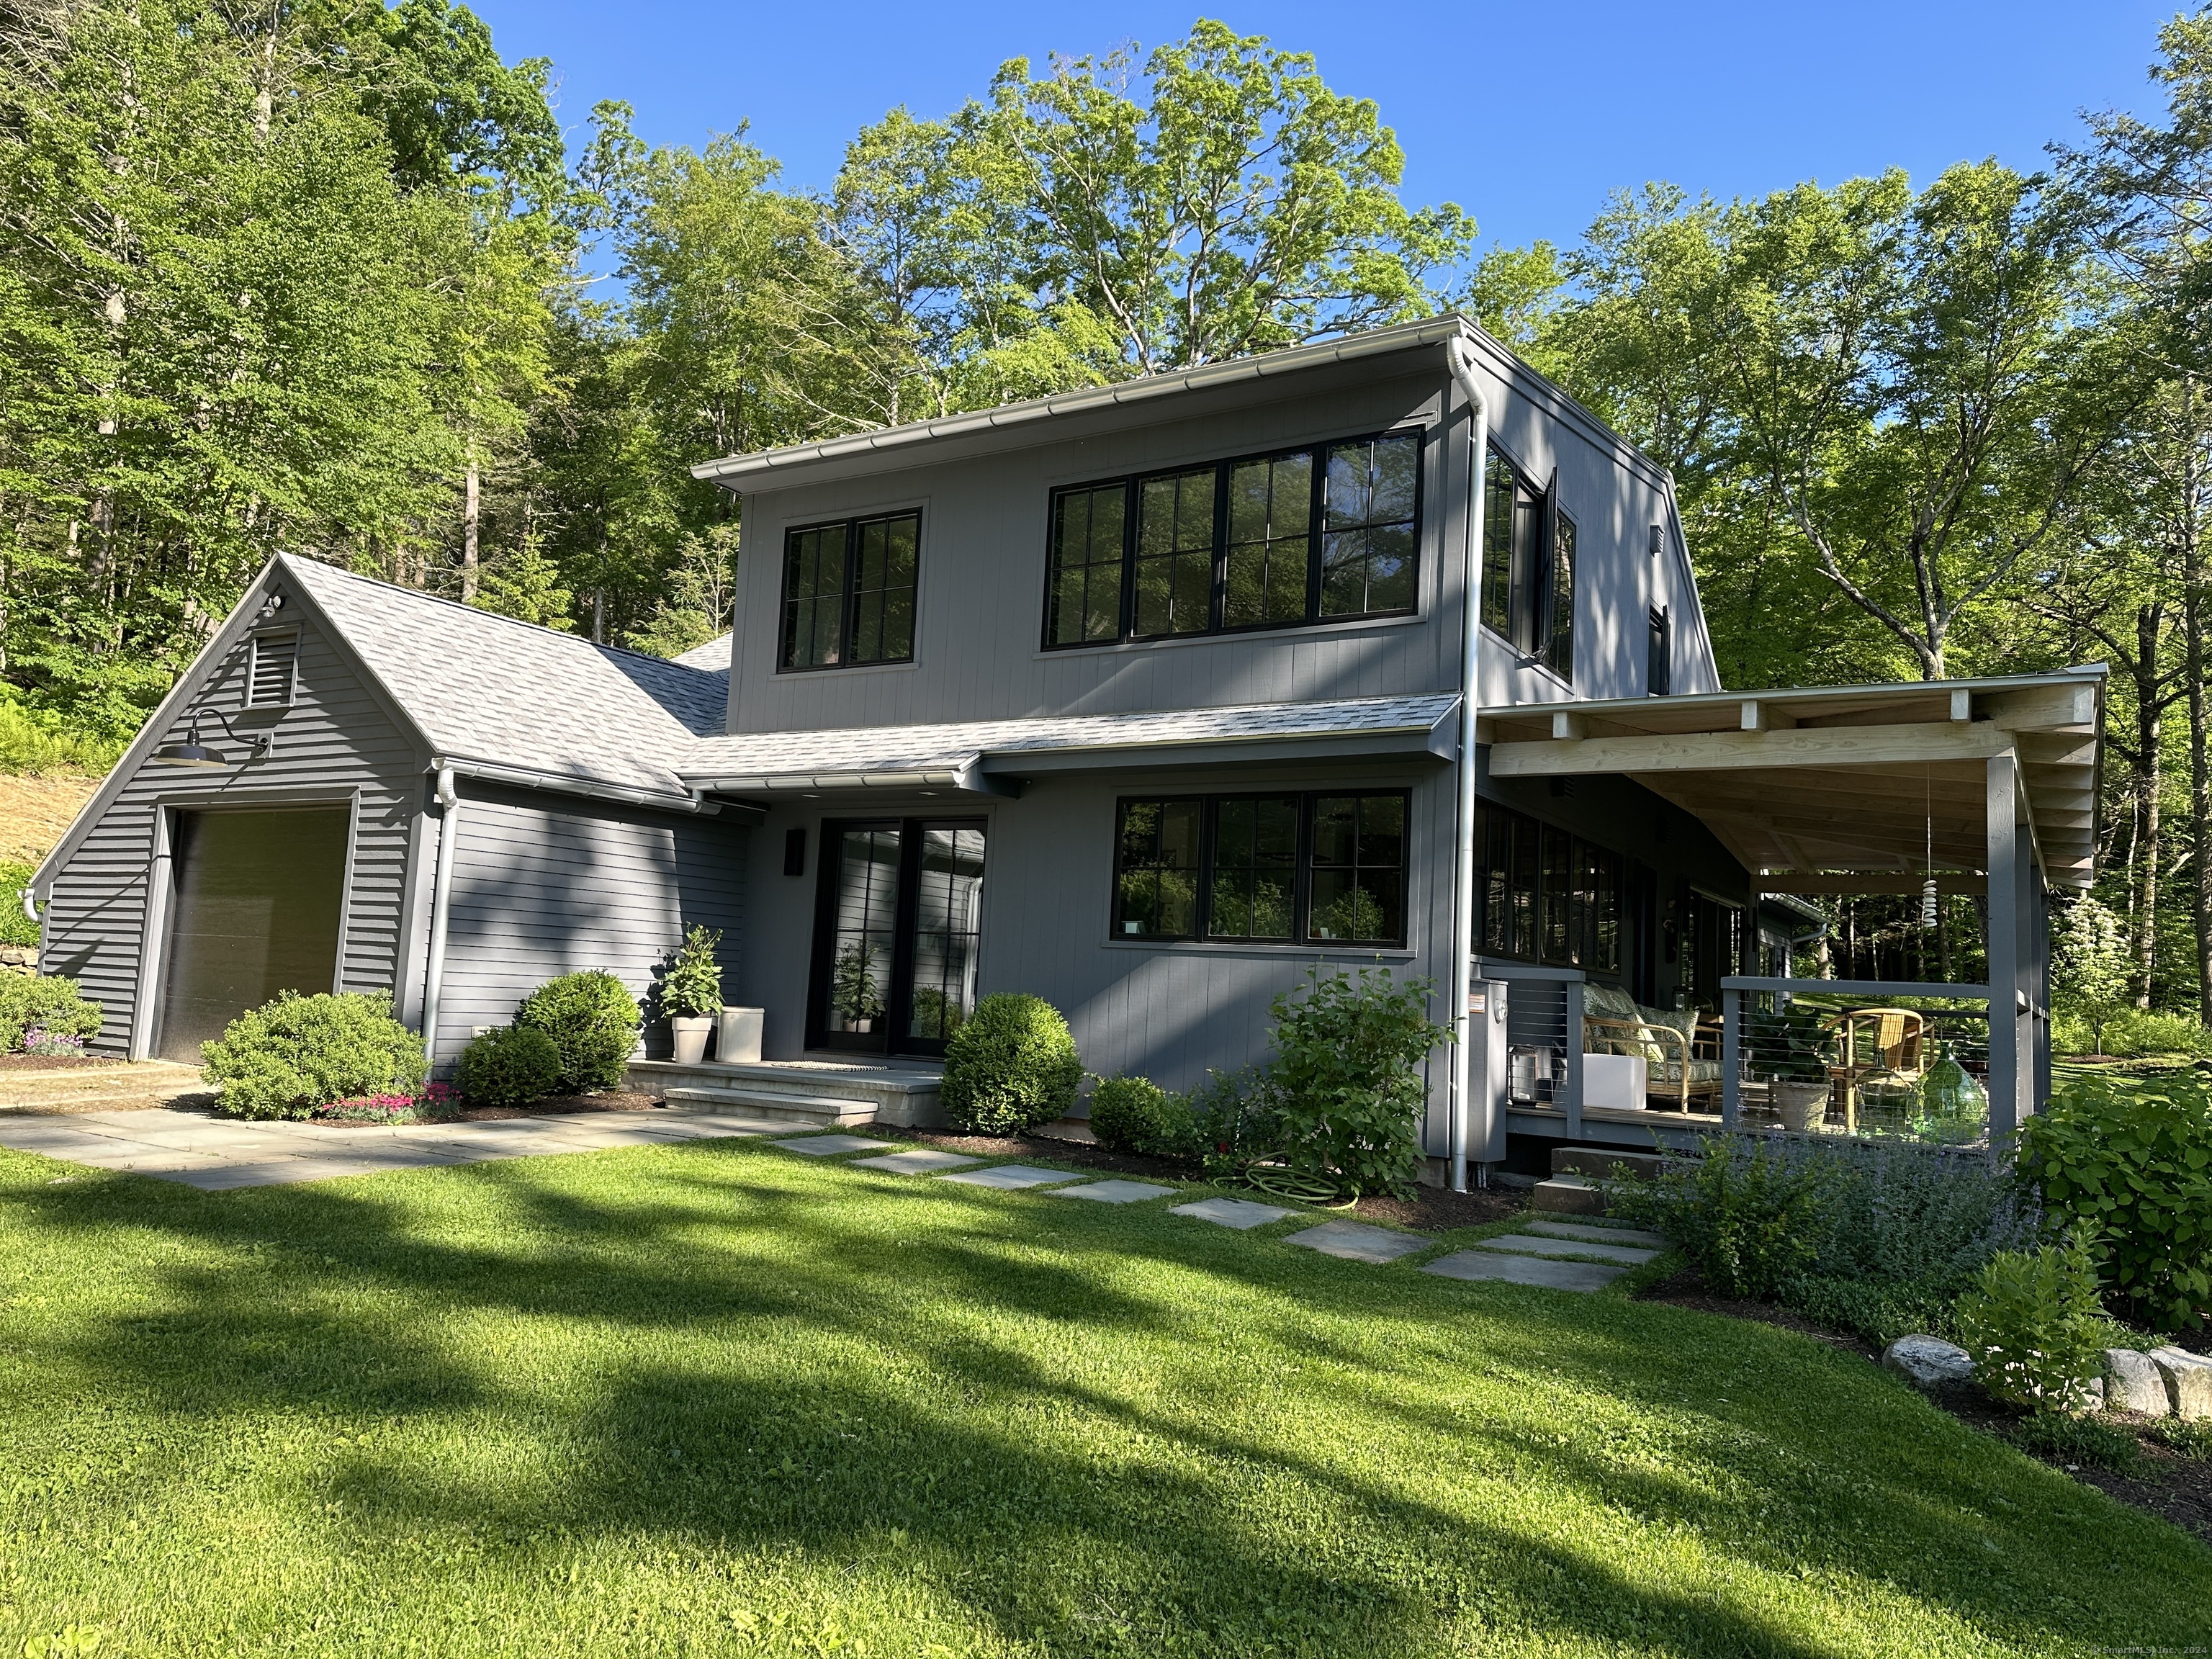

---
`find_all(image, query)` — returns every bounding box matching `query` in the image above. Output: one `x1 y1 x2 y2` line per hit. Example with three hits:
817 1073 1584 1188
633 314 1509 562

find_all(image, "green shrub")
941 993 1081 1135
200 992 426 1121
0 974 103 1052
2020 1071 2212 1332
1615 1138 1832 1300
516 971 640 1092
2011 1411 2141 1473
1264 966 1446 1200
1087 1075 1190 1157
0 860 38 949
454 1025 561 1107
2148 1416 2212 1459
0 696 124 774
658 925 723 1019
1956 1233 2109 1416
2051 1001 2212 1059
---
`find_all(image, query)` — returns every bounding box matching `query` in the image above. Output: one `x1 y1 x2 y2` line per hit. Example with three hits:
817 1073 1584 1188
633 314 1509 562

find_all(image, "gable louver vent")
248 634 297 707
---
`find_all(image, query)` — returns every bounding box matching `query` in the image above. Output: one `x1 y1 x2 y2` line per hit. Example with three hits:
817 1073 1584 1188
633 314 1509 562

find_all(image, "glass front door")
811 819 986 1056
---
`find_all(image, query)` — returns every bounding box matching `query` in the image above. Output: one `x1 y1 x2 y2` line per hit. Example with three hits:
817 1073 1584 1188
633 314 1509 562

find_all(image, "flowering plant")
19 1026 86 1058
313 1082 459 1123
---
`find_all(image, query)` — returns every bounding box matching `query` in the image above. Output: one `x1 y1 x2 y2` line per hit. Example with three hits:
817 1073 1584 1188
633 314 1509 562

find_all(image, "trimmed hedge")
0 974 103 1053
1088 1074 1181 1156
201 992 426 1121
941 994 1080 1135
516 971 639 1092
454 1025 562 1107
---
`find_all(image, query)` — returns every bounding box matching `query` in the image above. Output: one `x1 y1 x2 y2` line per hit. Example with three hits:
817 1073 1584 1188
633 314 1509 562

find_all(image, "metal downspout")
1445 337 1491 1195
419 766 459 1066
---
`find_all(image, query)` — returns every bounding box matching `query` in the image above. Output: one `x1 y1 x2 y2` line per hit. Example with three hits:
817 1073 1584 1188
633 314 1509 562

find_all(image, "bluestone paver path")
1423 1251 1626 1292
1051 1179 1177 1204
1171 1196 1293 1230
938 1164 1076 1190
1284 1220 1427 1264
1524 1218 1668 1249
773 1134 896 1157
0 1105 795 1189
852 1148 981 1174
1475 1233 1660 1267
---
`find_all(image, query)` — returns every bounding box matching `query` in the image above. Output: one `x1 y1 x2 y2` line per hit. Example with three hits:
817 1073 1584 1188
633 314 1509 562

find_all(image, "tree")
2053 893 2133 1053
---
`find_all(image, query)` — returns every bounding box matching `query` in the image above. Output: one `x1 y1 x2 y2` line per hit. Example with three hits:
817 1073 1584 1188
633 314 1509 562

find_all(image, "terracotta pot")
670 1015 712 1066
1771 1079 1829 1133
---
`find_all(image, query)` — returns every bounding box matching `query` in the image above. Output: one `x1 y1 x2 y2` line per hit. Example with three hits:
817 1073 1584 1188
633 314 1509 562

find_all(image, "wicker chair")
1582 983 1726 1113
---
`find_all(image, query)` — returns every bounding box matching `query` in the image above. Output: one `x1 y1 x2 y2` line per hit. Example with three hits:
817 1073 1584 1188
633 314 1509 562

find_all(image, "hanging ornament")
1920 876 1939 928
1920 768 1938 927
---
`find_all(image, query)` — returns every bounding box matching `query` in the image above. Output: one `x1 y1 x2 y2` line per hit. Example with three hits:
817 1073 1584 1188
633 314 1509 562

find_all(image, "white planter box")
716 1005 764 1063
1582 1052 1647 1111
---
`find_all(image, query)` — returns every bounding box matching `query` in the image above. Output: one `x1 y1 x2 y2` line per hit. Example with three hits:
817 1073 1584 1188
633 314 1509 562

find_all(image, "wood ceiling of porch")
1479 673 2103 890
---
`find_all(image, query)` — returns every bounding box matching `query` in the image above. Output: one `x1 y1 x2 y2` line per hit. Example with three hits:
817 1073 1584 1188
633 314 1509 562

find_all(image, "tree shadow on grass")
2 1142 2204 1654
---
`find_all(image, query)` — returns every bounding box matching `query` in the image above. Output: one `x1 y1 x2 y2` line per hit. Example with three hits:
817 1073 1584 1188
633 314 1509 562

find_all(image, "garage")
156 806 351 1061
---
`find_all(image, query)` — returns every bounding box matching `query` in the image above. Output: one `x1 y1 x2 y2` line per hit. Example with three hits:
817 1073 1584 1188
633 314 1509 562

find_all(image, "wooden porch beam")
1756 873 1990 896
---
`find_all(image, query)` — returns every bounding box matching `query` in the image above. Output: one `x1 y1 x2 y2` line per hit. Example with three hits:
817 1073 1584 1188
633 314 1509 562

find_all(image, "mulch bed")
866 1122 1528 1231
1637 1264 2212 1544
0 1054 128 1071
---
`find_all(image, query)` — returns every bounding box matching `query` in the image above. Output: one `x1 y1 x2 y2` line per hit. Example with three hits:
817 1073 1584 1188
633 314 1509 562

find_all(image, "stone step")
1423 1250 1626 1292
1551 1146 1663 1182
1475 1232 1661 1267
661 1087 876 1128
1532 1174 1606 1216
1524 1218 1668 1249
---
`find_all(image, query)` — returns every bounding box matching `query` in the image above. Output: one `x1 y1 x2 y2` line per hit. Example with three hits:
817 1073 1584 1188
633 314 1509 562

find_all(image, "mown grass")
0 1137 2203 1656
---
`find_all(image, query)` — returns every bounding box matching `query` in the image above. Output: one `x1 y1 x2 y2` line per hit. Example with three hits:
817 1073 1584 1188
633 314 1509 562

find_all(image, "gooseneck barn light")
152 707 273 768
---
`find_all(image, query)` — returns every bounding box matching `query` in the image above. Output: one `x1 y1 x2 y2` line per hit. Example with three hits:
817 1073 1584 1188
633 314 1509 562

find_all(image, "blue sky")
474 0 2182 264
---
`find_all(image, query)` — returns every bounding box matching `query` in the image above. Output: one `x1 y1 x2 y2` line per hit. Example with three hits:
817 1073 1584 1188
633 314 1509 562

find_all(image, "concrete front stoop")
1533 1147 1666 1217
627 1058 943 1130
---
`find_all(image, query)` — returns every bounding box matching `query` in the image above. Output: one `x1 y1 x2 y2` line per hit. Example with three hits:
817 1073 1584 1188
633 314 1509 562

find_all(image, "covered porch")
1468 669 2103 1159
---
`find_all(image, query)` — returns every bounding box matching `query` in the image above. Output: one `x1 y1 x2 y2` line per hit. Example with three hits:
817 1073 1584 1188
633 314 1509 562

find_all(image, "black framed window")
1112 791 1409 946
781 510 919 670
1479 445 1573 682
1046 429 1421 647
1113 799 1202 938
1474 801 1619 973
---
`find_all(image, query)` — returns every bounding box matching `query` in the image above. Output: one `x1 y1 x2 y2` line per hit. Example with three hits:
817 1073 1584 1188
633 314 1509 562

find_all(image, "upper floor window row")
1045 430 1422 649
1480 445 1575 683
781 511 920 671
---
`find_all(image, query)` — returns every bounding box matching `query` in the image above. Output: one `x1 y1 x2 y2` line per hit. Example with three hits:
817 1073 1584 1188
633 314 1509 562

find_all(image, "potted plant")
830 940 884 1033
660 925 724 1064
1748 1003 1833 1132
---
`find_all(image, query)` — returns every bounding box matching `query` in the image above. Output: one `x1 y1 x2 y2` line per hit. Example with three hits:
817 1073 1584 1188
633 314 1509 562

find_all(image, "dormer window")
247 631 298 706
1045 429 1422 648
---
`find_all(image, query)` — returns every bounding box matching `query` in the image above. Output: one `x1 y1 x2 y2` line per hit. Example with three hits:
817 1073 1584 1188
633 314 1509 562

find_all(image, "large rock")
2149 1346 2212 1421
1884 1334 1975 1392
2105 1348 2173 1416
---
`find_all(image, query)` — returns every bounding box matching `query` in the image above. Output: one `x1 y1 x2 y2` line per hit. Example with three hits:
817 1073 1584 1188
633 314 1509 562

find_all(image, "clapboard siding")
40 587 426 1056
433 786 746 1066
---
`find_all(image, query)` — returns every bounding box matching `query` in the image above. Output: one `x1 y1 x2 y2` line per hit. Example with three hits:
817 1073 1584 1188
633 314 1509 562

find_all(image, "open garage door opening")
156 807 351 1062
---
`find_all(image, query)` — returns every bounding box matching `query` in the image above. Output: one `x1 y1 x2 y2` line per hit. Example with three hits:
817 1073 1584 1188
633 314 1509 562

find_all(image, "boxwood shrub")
1087 1074 1190 1158
201 992 426 1120
0 974 103 1053
516 971 639 1092
942 994 1080 1135
454 1025 562 1107
2019 1070 2212 1332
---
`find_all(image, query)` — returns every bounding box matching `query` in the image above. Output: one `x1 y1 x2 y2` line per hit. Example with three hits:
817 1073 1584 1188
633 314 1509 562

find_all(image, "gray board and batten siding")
34 558 750 1067
433 780 746 1066
705 319 1720 742
37 583 423 1059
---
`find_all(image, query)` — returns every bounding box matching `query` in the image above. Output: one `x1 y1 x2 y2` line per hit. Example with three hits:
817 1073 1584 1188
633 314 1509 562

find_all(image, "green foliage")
1616 1139 1832 1300
2019 1071 2212 1332
1262 966 1446 1199
1956 1234 2110 1416
940 993 1080 1135
2051 1004 2212 1059
2148 1416 2212 1459
1086 1075 1192 1159
199 992 426 1121
0 860 40 948
0 697 123 775
2010 1411 2142 1473
658 924 724 1020
2053 896 2134 1053
453 1024 561 1107
1745 1004 1833 1083
516 971 639 1092
0 974 104 1052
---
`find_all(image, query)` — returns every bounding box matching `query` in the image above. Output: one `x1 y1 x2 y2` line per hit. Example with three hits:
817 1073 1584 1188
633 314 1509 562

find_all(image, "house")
23 315 2101 1186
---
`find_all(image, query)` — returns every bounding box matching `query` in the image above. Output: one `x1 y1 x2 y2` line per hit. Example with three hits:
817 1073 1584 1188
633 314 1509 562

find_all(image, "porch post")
2032 868 2052 1112
1720 987 1741 1128
1985 752 2021 1146
1563 980 1585 1141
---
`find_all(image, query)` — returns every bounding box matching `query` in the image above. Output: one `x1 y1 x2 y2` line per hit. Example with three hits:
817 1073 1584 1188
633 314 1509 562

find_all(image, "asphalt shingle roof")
678 696 1459 781
283 556 729 800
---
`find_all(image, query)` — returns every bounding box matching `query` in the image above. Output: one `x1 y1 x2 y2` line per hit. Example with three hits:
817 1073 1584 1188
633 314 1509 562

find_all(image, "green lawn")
0 1138 2203 1657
